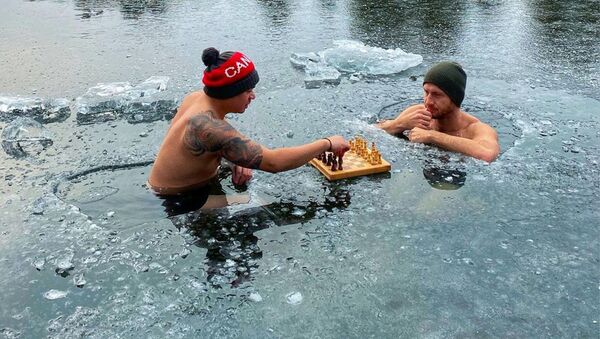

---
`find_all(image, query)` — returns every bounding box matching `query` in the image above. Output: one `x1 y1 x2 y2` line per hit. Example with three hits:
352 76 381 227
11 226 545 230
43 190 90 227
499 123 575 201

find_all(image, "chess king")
148 47 350 210
377 62 500 162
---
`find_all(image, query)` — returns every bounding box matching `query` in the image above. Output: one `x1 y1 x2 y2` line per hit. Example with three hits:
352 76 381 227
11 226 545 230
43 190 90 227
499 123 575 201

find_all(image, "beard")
428 104 453 119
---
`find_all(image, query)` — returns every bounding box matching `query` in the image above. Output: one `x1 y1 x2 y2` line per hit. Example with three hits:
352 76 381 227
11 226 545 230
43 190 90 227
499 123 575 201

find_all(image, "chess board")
309 150 391 181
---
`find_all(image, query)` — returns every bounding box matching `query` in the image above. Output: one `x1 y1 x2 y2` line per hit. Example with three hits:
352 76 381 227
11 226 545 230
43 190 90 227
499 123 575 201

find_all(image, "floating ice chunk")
1 117 53 158
43 289 68 300
291 207 306 216
85 82 133 97
44 98 71 123
56 252 75 272
32 257 46 271
248 292 263 302
291 40 422 87
0 96 42 122
304 62 342 89
179 247 192 259
30 196 49 215
0 96 71 123
76 77 177 124
123 92 179 124
128 76 170 98
75 82 131 124
286 291 303 305
289 52 322 69
321 40 423 75
73 273 86 288
0 328 20 338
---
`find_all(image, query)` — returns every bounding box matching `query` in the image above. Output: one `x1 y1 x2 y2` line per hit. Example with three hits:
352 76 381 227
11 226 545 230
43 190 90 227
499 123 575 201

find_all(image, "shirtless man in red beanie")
377 62 499 163
148 48 349 212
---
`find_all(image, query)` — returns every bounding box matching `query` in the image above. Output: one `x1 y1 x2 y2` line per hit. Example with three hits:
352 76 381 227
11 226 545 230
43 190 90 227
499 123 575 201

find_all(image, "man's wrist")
395 120 408 133
322 138 332 151
388 119 406 134
427 130 443 144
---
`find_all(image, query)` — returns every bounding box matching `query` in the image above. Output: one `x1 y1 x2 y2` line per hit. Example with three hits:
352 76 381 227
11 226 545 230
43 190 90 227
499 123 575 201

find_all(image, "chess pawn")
338 154 344 170
326 153 333 166
330 157 338 171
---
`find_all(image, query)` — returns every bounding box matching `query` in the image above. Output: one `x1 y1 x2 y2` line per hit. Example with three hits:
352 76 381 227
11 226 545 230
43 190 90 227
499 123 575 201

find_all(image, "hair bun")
202 47 220 66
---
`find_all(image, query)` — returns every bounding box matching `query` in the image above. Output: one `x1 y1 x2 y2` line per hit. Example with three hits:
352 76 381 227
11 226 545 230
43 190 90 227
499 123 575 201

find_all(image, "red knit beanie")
202 47 260 99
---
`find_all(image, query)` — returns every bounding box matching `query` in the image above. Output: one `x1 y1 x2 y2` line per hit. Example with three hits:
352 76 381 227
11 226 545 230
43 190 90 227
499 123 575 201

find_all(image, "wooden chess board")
309 150 391 181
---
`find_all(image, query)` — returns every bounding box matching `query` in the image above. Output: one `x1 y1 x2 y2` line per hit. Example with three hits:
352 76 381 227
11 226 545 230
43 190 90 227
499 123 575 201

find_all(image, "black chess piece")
338 154 343 170
331 157 338 171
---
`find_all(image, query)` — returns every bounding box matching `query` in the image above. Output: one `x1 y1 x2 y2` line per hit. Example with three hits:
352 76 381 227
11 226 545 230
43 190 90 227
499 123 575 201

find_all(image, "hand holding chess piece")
324 135 350 157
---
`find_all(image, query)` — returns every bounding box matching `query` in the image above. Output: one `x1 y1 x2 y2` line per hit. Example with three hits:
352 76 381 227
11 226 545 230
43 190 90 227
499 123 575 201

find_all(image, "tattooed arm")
184 113 341 173
184 113 263 168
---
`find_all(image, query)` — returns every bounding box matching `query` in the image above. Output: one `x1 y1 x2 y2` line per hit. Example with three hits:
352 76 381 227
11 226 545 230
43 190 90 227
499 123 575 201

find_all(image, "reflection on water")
529 0 599 69
348 0 465 52
1 0 599 337
255 0 292 32
74 0 170 19
172 186 351 288
56 163 352 288
422 167 467 190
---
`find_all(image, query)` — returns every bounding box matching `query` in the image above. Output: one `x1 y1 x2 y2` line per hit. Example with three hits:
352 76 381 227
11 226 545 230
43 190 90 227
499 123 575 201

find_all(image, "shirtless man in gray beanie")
377 61 500 162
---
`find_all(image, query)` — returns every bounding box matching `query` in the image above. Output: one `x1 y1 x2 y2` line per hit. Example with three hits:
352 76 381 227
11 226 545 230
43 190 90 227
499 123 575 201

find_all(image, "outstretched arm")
259 139 343 173
185 113 348 173
409 123 500 162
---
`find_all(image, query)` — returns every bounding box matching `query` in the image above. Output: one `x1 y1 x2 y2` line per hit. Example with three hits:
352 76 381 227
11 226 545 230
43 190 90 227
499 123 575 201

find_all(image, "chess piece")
331 157 338 171
338 154 344 170
327 153 333 166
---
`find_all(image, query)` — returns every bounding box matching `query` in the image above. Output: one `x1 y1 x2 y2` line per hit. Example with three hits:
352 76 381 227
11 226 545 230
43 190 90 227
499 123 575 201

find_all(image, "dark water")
1 0 598 338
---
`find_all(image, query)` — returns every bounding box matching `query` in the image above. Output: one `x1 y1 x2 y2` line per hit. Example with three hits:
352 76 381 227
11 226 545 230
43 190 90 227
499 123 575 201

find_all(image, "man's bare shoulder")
467 119 498 140
170 91 207 124
183 112 263 168
186 112 232 130
183 112 235 155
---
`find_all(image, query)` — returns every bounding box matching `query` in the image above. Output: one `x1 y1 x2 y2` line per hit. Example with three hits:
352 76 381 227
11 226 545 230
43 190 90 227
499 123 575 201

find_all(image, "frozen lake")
0 0 598 337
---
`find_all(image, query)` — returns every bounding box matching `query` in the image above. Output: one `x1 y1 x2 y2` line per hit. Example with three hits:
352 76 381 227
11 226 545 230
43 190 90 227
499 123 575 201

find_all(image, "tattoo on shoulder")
183 112 263 169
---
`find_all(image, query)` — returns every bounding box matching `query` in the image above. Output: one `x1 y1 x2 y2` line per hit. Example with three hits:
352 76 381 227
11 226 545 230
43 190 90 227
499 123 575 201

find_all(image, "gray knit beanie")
423 61 467 107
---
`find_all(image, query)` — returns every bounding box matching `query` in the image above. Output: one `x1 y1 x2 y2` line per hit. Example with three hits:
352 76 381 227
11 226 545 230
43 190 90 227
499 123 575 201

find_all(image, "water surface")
0 0 598 338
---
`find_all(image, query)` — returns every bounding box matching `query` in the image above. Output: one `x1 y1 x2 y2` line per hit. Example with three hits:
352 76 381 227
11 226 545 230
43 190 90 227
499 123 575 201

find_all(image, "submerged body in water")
1 0 598 338
378 62 500 162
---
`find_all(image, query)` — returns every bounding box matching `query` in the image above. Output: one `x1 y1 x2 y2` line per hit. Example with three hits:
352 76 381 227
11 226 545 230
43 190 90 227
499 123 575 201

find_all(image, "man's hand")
408 127 435 144
398 107 432 131
232 165 252 186
326 135 351 156
376 105 432 135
